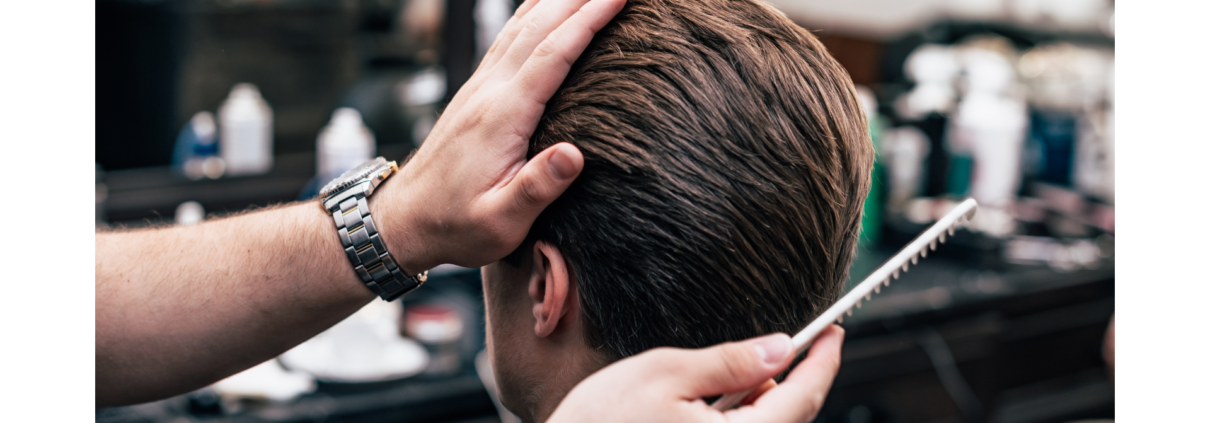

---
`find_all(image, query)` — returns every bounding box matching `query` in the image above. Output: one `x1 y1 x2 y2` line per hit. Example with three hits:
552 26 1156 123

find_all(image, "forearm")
95 198 394 406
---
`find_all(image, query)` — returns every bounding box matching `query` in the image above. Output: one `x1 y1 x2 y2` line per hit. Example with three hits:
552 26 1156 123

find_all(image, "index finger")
510 0 625 108
724 325 845 423
478 0 543 72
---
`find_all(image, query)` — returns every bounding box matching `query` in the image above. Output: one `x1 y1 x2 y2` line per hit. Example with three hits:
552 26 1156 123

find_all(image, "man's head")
480 0 873 420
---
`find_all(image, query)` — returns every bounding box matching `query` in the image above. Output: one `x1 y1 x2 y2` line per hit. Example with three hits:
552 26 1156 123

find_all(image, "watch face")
319 157 388 199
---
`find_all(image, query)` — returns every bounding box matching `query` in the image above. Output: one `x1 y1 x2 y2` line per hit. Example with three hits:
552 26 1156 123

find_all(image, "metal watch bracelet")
330 195 426 301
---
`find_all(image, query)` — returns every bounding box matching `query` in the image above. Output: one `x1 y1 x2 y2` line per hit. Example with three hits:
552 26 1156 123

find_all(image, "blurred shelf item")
279 300 430 384
405 304 466 377
219 83 275 176
769 0 1114 41
316 108 377 186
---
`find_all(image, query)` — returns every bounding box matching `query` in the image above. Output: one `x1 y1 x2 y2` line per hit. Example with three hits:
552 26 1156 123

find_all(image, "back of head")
516 0 873 360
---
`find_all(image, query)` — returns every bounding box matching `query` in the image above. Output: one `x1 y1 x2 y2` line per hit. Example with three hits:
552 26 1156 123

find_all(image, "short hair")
507 0 873 360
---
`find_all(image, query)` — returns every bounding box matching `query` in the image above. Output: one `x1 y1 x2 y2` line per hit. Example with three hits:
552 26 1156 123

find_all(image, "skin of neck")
481 246 612 423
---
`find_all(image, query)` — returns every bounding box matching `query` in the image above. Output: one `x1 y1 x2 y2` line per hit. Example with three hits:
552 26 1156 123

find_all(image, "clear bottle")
218 83 274 176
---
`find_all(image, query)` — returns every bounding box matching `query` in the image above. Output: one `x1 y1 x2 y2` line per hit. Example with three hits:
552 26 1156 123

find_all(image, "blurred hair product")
218 83 274 176
173 111 225 180
896 44 958 198
949 50 1027 210
397 68 446 147
1018 43 1114 189
895 44 959 121
475 0 513 61
1073 107 1113 202
944 139 974 198
1072 52 1115 203
175 201 205 226
881 126 931 212
317 108 376 185
405 304 465 376
1027 110 1076 186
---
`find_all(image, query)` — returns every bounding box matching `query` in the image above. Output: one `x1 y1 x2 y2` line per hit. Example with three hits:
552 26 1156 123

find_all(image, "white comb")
711 198 978 410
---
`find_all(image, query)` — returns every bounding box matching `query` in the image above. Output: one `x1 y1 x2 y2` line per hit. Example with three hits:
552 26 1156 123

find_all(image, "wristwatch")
319 157 427 301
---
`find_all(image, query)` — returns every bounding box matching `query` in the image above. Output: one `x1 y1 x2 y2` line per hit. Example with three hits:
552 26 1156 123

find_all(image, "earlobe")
529 241 571 338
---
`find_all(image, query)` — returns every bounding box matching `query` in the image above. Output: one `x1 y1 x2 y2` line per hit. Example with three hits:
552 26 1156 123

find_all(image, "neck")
526 346 609 423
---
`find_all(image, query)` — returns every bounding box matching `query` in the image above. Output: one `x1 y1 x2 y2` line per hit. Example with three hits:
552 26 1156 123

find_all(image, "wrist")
368 165 439 274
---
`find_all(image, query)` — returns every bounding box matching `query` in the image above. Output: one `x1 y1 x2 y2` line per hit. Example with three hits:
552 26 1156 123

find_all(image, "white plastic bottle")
317 108 376 185
951 51 1027 210
219 83 274 176
948 51 1028 237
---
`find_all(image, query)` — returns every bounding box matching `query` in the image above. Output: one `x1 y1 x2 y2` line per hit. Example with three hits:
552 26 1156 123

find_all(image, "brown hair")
507 0 873 360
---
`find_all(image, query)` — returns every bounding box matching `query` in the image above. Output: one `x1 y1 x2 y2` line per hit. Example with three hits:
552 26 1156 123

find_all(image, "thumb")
497 142 583 219
670 333 794 399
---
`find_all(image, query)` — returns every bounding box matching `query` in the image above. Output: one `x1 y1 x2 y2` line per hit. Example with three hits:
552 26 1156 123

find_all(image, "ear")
528 241 572 338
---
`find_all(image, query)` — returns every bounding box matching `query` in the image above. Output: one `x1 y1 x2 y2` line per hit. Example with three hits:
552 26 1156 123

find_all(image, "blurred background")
95 0 1114 422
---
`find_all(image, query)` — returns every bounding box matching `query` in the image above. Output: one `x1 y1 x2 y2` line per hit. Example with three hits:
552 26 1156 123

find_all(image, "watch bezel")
318 157 398 210
319 157 388 199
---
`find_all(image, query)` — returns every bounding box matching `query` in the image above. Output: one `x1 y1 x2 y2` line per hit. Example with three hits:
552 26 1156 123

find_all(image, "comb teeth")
711 199 978 413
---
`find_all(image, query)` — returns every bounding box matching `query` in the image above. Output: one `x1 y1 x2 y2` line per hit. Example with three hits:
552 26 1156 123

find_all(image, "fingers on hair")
514 0 628 106
521 0 874 366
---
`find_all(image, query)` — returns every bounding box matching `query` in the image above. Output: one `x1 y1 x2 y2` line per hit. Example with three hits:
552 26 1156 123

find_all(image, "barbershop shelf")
99 145 414 226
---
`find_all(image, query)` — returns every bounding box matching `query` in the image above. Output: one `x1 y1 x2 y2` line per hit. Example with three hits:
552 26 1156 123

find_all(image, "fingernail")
547 144 580 180
753 334 792 365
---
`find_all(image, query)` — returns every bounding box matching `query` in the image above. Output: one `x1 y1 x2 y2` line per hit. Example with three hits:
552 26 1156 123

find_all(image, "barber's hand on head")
380 0 627 270
549 325 845 423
